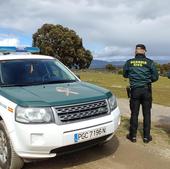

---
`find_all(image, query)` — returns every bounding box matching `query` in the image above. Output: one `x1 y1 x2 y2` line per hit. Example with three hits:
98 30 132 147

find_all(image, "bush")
105 64 116 71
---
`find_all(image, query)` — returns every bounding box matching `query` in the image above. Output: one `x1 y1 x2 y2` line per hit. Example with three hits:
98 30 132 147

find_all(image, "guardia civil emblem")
56 87 79 96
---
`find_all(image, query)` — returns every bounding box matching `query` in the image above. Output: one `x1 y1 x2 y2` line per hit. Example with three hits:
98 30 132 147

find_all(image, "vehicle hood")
0 82 112 107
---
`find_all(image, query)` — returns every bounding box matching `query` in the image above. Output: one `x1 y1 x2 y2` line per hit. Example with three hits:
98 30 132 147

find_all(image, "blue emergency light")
0 46 16 52
0 46 40 53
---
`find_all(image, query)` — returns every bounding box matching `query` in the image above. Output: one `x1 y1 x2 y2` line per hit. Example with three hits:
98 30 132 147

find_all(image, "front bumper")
10 107 121 159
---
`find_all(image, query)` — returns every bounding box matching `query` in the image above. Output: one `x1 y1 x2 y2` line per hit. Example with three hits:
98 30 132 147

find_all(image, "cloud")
0 0 170 59
94 46 133 60
0 38 20 46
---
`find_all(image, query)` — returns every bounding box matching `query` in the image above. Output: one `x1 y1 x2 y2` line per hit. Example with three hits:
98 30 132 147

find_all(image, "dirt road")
24 136 170 169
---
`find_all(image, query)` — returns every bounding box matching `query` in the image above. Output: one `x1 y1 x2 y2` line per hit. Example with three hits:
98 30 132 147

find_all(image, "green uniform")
123 54 159 88
123 54 159 140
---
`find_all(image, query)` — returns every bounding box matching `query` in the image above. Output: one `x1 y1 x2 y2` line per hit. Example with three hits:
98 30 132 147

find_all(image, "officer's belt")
131 85 150 89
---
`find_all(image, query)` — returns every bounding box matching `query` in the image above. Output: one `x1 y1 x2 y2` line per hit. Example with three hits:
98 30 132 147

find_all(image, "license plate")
74 127 106 143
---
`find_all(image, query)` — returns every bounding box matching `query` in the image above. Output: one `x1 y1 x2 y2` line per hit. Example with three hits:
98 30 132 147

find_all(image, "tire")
0 121 24 169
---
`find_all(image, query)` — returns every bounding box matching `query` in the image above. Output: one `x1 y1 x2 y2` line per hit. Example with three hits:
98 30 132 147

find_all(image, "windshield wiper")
0 83 37 87
0 80 77 87
42 80 77 84
0 82 44 87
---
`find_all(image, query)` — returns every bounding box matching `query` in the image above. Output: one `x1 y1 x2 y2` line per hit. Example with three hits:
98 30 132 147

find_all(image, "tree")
32 24 93 69
105 64 116 71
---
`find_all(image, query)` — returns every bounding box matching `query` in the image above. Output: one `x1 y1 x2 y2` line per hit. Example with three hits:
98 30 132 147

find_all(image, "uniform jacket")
123 54 159 88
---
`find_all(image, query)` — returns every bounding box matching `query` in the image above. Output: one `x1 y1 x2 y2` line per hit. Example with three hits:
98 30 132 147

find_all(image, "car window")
0 59 77 86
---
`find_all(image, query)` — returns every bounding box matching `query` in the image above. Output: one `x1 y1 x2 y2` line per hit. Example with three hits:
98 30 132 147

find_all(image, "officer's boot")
143 135 152 143
126 133 137 143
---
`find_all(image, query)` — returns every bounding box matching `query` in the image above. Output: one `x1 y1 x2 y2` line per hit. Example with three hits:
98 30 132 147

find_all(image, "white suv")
0 47 121 169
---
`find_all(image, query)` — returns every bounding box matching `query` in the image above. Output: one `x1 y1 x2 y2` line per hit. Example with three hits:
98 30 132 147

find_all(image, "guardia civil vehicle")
0 47 121 169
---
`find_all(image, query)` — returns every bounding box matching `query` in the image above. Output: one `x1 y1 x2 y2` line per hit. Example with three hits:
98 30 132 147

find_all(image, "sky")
0 0 170 61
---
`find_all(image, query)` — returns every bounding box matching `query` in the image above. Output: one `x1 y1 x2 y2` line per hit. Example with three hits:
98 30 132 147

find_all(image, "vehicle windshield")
0 59 78 86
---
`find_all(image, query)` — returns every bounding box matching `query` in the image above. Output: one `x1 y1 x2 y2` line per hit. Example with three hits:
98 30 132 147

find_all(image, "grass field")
76 70 170 107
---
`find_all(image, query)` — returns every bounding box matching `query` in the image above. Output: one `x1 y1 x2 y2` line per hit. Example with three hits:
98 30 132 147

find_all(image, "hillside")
90 59 170 69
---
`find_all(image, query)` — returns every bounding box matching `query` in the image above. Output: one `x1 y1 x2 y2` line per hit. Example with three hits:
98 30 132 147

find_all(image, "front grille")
54 100 109 124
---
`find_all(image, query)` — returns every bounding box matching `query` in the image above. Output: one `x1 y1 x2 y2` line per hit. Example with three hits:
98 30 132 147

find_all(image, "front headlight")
15 106 54 124
108 95 117 111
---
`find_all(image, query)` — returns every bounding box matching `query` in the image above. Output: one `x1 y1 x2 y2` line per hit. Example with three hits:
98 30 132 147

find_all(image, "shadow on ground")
24 136 119 169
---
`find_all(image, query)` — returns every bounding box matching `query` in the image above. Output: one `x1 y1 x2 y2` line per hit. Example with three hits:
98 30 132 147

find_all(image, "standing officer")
123 44 159 143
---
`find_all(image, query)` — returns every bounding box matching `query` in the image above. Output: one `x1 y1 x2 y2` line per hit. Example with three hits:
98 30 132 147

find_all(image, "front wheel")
0 121 24 169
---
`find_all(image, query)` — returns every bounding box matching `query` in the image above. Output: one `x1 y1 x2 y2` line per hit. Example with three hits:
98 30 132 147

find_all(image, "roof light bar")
0 46 40 53
0 46 16 52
